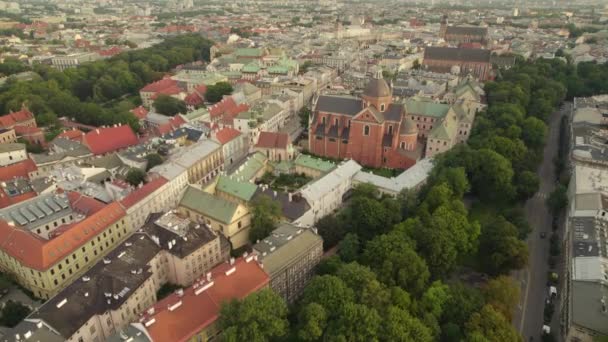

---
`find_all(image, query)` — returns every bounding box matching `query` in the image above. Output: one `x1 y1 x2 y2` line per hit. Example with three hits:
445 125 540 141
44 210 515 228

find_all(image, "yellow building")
0 193 129 299
178 186 251 249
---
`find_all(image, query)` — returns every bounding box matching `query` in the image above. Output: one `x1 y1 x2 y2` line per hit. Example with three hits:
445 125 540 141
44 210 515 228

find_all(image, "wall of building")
0 147 27 166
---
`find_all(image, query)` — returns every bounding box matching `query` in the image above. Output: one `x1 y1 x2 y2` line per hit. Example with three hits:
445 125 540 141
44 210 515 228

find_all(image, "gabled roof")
179 186 238 224
214 127 241 145
83 126 138 155
140 78 178 93
130 106 149 120
0 159 36 181
255 131 289 149
0 200 124 270
424 47 491 63
445 26 488 37
0 108 34 128
56 129 85 142
405 99 451 118
216 176 258 202
119 177 168 209
315 96 363 116
141 257 269 342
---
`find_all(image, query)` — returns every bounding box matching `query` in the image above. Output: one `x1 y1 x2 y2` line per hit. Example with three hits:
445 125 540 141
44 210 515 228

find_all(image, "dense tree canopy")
205 82 233 103
153 94 187 116
0 34 214 132
249 195 282 243
220 289 289 342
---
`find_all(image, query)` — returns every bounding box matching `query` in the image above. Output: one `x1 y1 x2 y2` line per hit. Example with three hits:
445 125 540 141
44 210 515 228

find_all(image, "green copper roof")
242 62 261 73
179 186 237 224
272 160 294 173
295 154 335 174
230 152 267 182
216 175 258 202
429 112 457 141
267 65 289 74
236 48 263 57
405 99 450 118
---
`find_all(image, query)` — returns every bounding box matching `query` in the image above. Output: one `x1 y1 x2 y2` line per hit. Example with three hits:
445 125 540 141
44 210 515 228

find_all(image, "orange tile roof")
141 257 269 342
140 78 178 93
214 127 241 145
83 125 138 155
130 106 149 120
56 129 85 142
0 159 37 181
0 201 125 270
119 177 168 209
0 109 35 129
0 190 36 209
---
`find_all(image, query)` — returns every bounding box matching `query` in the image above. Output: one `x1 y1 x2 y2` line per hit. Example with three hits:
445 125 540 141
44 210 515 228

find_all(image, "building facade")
423 47 492 81
309 72 419 169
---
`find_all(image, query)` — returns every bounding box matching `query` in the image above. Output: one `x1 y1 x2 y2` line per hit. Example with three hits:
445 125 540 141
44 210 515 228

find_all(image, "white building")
0 143 27 166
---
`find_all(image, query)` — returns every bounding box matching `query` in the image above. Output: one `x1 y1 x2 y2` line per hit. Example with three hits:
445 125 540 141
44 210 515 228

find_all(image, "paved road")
512 102 570 341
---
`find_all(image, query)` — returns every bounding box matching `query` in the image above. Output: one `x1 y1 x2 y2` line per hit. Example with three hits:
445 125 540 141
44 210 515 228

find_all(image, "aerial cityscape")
0 0 606 341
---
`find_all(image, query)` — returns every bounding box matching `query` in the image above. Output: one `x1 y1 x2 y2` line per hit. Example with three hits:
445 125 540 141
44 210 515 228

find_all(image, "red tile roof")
66 191 106 215
83 125 138 155
140 78 178 93
0 190 36 209
255 131 289 149
0 159 37 181
0 201 125 270
130 106 149 120
208 97 250 124
119 177 168 209
155 115 186 136
184 92 204 106
214 127 241 145
141 257 269 342
14 125 43 137
98 46 122 57
56 129 85 142
0 109 35 129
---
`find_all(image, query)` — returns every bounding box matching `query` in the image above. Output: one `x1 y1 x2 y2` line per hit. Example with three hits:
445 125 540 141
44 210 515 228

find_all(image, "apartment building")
9 212 228 342
253 223 323 303
138 256 269 342
178 186 251 249
0 143 27 167
165 140 224 185
0 193 128 299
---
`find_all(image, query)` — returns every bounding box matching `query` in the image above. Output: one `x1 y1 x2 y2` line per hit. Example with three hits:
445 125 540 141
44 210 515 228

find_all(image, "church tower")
439 15 448 38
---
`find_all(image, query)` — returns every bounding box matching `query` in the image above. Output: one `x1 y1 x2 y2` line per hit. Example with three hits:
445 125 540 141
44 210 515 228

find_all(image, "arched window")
363 125 370 136
400 141 405 149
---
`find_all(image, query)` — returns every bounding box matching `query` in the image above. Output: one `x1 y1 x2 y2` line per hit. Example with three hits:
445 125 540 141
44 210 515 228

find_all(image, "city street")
512 102 571 341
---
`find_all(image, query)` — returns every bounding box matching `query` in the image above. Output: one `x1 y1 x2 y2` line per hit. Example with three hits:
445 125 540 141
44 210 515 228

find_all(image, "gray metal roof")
570 281 608 335
315 96 363 116
423 47 491 63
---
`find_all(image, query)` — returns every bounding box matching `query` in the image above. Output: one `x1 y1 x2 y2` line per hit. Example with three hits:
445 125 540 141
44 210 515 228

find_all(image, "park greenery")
0 300 31 328
153 94 187 116
205 82 233 103
217 57 599 341
0 34 214 132
249 195 282 243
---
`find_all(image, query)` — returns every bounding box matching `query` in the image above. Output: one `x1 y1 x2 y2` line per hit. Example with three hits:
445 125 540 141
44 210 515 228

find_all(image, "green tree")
516 171 540 200
471 149 515 202
315 214 346 250
220 289 289 342
478 216 528 275
297 303 327 341
383 306 433 341
205 82 233 103
465 305 522 342
153 94 187 116
324 302 381 342
300 275 355 314
361 229 430 295
546 185 568 216
521 117 548 150
0 300 31 327
299 107 311 129
338 233 360 262
482 276 520 321
145 153 164 171
249 195 282 243
125 168 146 186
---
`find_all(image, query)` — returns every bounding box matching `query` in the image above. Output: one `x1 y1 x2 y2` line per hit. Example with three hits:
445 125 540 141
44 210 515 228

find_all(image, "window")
54 279 58 285
238 221 242 229
334 118 338 126
321 117 326 125
400 142 405 149
50 269 55 275
329 138 336 142
363 125 370 136
380 103 385 112
388 125 393 135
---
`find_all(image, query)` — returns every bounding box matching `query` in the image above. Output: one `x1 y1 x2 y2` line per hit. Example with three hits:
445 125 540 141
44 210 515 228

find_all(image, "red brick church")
308 71 419 169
